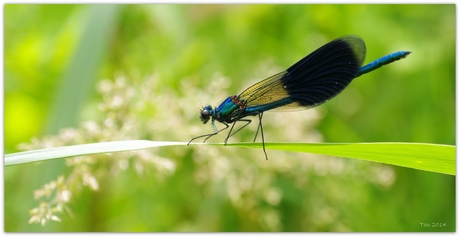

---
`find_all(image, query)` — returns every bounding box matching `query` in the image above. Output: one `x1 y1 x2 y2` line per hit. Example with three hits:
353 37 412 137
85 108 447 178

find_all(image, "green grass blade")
46 5 120 134
227 142 456 175
5 141 455 176
4 140 186 166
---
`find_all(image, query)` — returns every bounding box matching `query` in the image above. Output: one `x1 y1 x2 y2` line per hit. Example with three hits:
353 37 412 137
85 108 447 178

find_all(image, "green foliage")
4 4 455 232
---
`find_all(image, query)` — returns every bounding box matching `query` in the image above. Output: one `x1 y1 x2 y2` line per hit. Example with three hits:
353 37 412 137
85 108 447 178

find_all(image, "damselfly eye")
200 105 212 123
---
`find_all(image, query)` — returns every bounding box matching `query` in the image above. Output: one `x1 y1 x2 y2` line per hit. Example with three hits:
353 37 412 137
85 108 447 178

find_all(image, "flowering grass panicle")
24 75 177 226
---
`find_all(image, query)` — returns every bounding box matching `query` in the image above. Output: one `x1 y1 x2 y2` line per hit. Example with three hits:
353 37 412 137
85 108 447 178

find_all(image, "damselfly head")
199 105 212 124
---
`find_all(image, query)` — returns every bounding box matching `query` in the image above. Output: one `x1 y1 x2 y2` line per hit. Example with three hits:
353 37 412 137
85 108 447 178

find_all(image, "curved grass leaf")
227 142 455 175
4 141 455 175
5 140 186 166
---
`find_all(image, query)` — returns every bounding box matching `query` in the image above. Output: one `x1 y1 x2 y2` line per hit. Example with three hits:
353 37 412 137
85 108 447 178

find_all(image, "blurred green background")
4 4 455 232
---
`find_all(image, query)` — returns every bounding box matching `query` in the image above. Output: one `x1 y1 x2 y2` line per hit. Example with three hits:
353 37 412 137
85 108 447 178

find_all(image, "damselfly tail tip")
403 51 411 58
